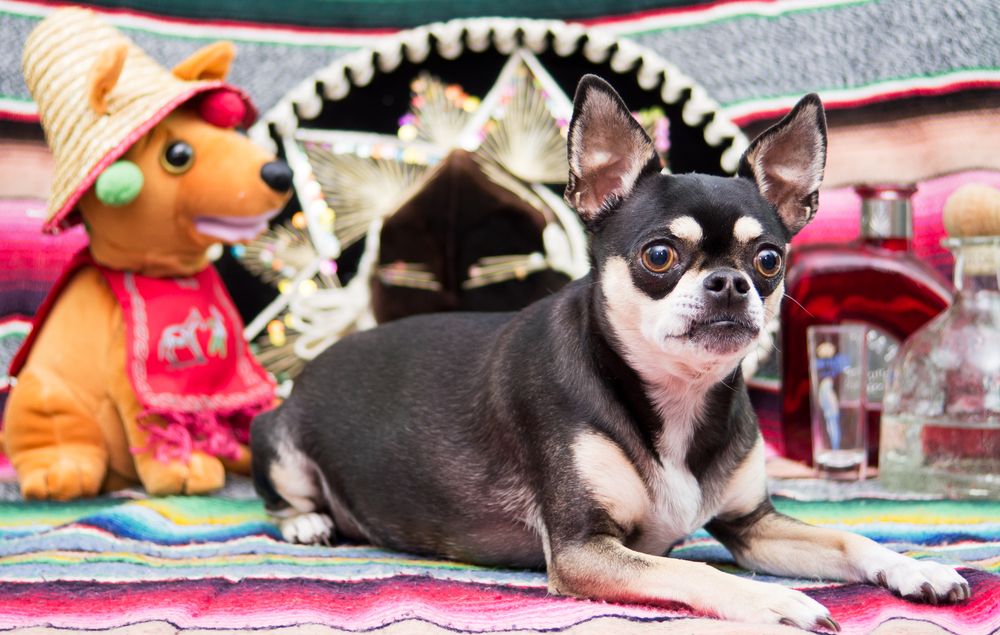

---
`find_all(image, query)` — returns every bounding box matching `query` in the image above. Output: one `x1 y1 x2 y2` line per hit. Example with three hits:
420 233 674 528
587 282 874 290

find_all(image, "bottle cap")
942 183 1000 238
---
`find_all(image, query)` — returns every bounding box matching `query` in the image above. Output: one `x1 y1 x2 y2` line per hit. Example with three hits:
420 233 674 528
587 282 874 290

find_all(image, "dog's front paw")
280 512 334 545
875 558 970 605
727 579 840 631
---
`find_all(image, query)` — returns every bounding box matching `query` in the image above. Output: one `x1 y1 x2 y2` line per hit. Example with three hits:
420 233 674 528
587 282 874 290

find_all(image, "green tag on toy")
95 160 144 206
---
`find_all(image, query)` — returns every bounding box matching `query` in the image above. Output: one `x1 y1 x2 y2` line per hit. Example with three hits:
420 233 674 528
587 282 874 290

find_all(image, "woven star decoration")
238 48 669 383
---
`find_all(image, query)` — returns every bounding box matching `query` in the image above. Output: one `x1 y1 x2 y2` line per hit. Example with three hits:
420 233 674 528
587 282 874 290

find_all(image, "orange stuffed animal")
2 8 291 499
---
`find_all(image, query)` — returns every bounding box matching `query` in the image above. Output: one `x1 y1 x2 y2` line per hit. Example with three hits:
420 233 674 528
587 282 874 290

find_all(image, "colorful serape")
1 478 998 634
0 198 88 433
0 198 87 322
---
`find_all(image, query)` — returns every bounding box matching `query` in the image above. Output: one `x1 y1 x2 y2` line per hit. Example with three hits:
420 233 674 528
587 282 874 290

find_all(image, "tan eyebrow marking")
669 216 703 243
733 216 764 243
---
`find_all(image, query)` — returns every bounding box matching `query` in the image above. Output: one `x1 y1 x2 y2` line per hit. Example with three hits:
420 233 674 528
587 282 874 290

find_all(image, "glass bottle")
880 237 1000 498
779 185 954 465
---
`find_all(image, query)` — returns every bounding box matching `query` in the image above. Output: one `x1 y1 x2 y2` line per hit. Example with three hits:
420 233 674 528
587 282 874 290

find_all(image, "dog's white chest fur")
640 459 705 555
635 387 720 555
571 387 730 556
598 257 756 554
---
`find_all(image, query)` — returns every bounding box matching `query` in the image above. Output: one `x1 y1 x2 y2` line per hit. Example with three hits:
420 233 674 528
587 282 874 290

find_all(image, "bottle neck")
860 196 913 246
949 238 1000 295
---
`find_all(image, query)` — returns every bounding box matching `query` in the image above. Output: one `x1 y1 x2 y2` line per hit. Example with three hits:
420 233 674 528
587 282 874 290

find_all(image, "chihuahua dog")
252 75 969 629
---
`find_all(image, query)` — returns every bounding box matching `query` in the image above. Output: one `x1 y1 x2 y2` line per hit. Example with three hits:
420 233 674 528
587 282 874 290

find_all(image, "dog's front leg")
547 533 839 630
708 505 971 605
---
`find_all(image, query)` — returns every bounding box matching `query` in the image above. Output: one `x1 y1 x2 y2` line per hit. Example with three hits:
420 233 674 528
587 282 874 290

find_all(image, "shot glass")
807 324 869 480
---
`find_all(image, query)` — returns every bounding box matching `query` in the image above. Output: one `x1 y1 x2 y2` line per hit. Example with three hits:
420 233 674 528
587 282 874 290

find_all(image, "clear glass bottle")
880 237 1000 498
780 185 954 465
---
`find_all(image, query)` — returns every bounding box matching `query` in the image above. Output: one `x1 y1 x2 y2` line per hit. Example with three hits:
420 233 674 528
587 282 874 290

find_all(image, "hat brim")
44 83 258 234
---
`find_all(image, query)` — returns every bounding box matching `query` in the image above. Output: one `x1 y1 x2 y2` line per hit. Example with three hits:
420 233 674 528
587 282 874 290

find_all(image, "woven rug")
1 477 998 635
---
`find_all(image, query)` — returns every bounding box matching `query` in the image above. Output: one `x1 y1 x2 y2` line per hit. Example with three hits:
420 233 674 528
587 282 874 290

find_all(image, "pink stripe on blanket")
0 199 87 292
0 570 997 633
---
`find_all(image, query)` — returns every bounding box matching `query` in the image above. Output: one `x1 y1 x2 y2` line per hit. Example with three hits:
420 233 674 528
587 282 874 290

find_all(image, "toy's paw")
19 451 106 500
137 451 226 496
280 512 334 545
219 443 252 476
730 580 839 631
876 559 971 605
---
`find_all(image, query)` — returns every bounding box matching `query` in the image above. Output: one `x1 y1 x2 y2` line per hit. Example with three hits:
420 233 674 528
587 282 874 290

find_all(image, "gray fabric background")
3 0 1000 120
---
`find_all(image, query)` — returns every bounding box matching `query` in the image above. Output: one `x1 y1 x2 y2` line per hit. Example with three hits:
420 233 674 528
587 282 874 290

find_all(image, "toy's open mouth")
194 208 282 243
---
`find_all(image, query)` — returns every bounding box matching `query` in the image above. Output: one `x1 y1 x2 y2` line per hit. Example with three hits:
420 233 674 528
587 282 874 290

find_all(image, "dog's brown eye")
642 244 676 273
160 141 195 174
755 248 782 278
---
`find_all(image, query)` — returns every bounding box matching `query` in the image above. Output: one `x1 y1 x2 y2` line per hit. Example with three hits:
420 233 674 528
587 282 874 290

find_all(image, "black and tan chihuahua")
252 75 969 630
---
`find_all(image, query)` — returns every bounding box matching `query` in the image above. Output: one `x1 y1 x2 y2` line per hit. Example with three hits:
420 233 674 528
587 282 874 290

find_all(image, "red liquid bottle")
780 185 954 465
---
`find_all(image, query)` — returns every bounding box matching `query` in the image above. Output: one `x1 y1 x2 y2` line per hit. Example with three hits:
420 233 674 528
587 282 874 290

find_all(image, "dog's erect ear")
565 75 662 225
172 41 236 81
738 93 827 237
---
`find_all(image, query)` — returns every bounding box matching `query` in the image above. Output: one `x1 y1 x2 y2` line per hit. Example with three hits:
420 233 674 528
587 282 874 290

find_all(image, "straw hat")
22 7 257 233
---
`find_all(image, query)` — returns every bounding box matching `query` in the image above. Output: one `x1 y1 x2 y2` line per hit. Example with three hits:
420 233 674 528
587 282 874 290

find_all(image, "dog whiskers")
782 293 815 318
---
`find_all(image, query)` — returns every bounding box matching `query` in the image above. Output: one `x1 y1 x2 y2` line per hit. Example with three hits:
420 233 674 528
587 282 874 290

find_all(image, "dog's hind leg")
251 410 334 545
707 504 971 606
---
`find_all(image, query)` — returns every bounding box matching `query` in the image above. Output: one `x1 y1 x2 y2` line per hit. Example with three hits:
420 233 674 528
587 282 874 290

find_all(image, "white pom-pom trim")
583 32 614 63
252 17 745 176
492 19 519 54
552 22 586 57
465 19 493 52
610 39 642 73
346 50 376 87
289 80 323 120
431 22 465 59
375 40 404 73
682 85 718 126
636 55 666 90
721 135 751 174
521 21 552 54
317 64 350 101
403 26 432 63
705 117 742 147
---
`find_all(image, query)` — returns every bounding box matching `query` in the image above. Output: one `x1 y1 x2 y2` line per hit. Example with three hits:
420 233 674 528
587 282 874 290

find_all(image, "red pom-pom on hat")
199 89 247 128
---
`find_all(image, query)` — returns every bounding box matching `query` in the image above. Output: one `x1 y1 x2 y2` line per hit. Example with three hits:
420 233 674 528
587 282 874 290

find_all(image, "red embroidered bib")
10 248 275 463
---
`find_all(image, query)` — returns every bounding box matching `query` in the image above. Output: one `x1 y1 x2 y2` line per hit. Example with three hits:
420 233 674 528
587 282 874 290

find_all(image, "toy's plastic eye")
160 141 195 174
755 248 782 278
641 243 676 273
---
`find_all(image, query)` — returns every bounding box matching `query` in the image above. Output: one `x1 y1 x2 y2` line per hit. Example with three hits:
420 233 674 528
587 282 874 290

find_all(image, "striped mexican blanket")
1 478 998 634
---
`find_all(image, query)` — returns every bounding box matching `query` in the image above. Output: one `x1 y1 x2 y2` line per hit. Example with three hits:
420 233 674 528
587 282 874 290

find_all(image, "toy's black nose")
260 160 293 193
704 270 750 305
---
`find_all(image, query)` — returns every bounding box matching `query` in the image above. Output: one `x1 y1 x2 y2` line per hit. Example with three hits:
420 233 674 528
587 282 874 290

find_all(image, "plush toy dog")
2 8 291 499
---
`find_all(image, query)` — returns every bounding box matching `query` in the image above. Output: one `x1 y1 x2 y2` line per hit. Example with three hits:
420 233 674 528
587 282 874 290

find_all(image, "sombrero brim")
22 7 258 234
44 84 257 234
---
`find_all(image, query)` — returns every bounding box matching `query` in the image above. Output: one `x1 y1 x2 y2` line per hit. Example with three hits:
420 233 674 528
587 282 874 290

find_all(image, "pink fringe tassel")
131 408 256 464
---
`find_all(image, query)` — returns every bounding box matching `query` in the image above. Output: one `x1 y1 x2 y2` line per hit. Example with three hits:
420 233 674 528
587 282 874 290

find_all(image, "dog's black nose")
260 160 293 193
704 270 750 304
